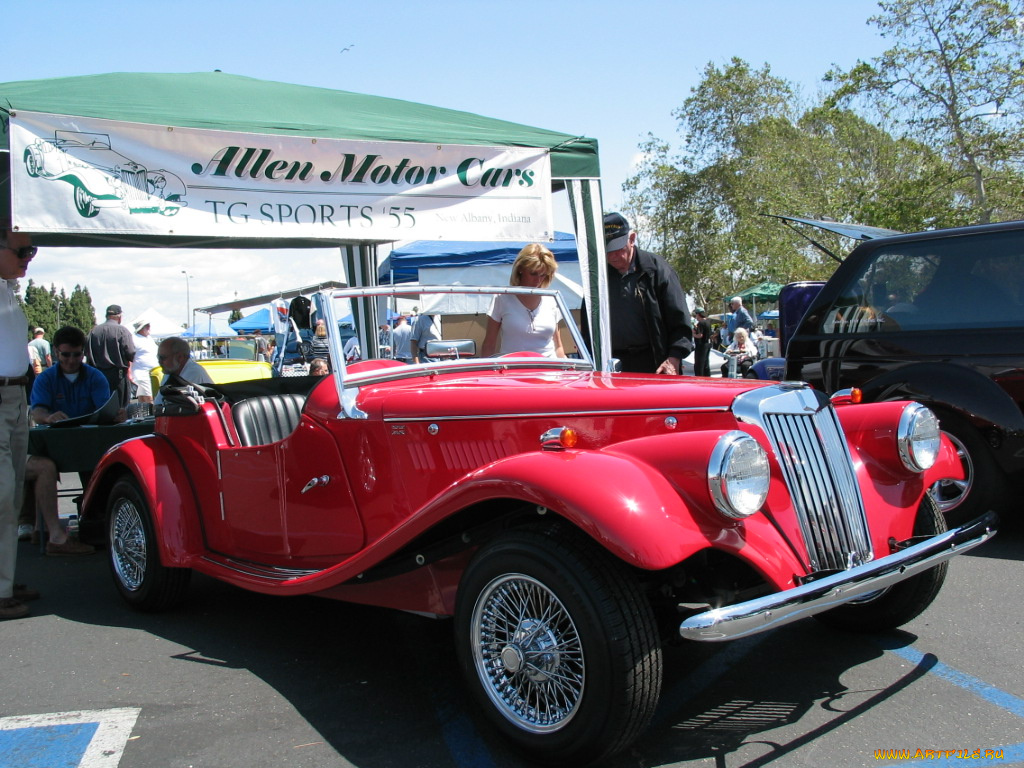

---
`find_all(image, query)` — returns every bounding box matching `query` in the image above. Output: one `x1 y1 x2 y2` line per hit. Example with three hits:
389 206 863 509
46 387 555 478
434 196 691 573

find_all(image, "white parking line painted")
0 708 140 768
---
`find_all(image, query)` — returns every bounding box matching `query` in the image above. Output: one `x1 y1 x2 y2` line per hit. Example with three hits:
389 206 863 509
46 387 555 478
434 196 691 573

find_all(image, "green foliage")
625 0 1024 307
19 280 96 341
828 0 1024 223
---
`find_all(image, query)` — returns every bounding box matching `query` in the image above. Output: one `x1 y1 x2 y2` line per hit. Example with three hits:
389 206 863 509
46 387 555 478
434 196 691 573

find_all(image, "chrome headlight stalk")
897 403 941 472
708 431 770 519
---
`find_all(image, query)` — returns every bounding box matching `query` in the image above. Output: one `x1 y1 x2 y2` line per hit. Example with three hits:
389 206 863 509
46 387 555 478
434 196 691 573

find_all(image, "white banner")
10 111 554 242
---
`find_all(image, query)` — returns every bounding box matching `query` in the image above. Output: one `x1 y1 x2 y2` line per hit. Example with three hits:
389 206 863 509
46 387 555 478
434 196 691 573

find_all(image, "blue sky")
5 0 889 326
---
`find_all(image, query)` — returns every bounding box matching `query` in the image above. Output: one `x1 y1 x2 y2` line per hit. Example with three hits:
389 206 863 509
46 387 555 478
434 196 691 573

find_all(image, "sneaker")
0 598 29 620
17 524 33 541
13 584 40 601
46 539 96 556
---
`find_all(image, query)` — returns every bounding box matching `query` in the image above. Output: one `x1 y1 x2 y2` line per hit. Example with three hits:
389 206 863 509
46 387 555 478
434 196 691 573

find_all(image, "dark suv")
782 218 1024 523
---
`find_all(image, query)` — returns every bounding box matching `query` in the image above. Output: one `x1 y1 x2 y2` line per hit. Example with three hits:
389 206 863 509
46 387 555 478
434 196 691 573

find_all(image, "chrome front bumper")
679 512 997 642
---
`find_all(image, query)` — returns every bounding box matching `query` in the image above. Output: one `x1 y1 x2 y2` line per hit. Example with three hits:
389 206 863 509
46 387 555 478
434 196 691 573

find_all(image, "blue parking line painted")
0 723 97 768
434 697 496 768
0 708 140 768
880 641 1024 720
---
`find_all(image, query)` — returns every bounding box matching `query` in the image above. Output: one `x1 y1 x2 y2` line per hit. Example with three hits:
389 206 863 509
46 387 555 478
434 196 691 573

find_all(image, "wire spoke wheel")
106 477 190 611
110 496 147 592
455 527 661 765
472 573 584 733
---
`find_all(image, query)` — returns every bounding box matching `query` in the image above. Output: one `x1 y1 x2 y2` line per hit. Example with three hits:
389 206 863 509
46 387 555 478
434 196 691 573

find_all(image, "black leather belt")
0 376 29 386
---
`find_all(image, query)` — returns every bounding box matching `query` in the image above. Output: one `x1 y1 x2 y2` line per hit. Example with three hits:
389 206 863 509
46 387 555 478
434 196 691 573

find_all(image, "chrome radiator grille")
736 386 873 572
119 169 149 201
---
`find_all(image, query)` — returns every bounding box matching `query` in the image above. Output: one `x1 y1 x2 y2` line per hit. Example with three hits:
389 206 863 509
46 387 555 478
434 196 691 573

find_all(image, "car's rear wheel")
74 185 99 218
455 526 662 765
814 495 947 633
24 149 40 177
107 477 190 611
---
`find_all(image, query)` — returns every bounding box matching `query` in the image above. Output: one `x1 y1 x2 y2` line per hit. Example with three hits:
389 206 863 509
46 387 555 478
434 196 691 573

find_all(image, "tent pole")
566 178 608 371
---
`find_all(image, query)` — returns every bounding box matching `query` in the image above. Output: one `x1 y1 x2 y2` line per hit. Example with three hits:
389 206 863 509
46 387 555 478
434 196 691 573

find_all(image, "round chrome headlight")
897 403 940 471
708 431 770 519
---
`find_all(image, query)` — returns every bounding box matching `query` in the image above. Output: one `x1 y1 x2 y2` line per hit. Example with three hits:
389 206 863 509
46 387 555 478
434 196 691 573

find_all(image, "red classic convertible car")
81 285 996 765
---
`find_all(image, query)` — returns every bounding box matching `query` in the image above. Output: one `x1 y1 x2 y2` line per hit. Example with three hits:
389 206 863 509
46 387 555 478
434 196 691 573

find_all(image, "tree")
827 0 1024 223
19 282 97 340
626 59 956 310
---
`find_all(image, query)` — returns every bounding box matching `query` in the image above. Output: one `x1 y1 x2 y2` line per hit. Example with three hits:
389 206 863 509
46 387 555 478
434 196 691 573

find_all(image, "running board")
200 554 322 581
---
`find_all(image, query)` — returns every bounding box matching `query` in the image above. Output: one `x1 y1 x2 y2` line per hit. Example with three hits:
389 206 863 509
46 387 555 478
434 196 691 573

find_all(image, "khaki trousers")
0 384 28 599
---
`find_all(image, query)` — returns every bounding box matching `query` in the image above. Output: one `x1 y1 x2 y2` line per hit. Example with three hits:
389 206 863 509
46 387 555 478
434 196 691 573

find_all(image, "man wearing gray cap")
86 304 136 408
599 212 692 374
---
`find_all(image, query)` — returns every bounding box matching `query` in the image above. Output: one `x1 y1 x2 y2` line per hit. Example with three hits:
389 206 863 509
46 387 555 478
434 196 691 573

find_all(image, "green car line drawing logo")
24 130 187 218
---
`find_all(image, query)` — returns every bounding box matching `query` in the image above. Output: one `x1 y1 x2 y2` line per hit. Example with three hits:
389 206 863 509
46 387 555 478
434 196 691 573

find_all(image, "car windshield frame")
313 285 593 415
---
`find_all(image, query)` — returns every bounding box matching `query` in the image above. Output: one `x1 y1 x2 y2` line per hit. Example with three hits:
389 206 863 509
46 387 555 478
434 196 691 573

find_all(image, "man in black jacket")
692 307 713 377
602 213 693 374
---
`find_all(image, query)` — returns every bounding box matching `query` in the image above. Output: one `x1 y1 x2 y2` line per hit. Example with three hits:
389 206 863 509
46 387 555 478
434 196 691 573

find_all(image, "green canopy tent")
727 281 785 320
0 71 611 366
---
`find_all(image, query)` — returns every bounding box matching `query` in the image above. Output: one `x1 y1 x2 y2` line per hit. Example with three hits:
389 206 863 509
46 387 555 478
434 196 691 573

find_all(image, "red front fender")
83 434 204 567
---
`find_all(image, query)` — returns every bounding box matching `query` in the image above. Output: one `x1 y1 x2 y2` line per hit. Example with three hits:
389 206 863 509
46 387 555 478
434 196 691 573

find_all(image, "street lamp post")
181 270 191 330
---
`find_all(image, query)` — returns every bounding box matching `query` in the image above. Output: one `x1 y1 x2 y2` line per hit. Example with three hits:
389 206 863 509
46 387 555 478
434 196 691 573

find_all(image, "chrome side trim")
678 512 997 642
200 555 321 581
383 406 731 423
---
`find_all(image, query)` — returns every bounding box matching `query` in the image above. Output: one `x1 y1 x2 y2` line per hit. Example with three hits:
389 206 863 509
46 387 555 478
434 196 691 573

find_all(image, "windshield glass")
275 285 592 382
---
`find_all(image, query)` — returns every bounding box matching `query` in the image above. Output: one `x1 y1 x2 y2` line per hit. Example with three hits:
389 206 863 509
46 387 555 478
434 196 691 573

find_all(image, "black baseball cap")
604 212 631 252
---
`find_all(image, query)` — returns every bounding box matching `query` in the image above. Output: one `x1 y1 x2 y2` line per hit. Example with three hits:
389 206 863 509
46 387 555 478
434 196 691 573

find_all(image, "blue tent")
183 316 237 337
230 307 274 333
380 231 577 283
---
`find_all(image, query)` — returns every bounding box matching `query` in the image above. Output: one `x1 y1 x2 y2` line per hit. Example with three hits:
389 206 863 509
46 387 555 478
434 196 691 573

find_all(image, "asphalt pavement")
1 495 1022 768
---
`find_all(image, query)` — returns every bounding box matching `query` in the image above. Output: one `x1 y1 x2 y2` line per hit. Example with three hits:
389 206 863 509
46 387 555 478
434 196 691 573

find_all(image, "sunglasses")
58 350 84 358
2 245 38 260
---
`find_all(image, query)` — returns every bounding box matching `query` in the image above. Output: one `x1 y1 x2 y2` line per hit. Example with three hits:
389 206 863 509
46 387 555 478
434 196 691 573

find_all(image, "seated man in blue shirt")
30 325 112 425
27 325 111 553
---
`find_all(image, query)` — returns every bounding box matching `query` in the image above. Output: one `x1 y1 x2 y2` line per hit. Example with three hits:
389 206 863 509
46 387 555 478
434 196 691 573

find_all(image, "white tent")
129 308 181 338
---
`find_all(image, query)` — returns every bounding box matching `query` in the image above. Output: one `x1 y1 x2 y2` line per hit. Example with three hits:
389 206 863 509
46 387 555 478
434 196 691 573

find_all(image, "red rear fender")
83 435 203 566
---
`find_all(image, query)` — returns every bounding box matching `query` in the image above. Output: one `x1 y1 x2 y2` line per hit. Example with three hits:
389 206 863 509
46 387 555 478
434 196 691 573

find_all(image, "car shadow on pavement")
10 542 971 768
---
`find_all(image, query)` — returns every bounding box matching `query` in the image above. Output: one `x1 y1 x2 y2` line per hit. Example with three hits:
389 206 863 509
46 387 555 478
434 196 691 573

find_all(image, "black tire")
815 495 947 633
107 477 190 611
927 409 1005 526
454 526 662 765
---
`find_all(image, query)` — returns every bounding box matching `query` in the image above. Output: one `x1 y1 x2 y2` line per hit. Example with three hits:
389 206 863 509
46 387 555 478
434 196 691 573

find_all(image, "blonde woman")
481 244 565 358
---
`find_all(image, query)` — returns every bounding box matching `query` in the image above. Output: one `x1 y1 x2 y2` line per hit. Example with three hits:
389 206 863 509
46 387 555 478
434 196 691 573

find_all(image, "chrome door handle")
301 475 331 494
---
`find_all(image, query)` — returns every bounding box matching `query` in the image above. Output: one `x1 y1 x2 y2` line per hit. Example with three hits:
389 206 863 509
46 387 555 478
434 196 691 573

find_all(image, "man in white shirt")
130 320 159 405
0 226 38 620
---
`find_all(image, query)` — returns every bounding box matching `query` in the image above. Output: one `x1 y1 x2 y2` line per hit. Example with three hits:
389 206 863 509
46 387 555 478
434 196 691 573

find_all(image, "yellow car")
150 359 273 393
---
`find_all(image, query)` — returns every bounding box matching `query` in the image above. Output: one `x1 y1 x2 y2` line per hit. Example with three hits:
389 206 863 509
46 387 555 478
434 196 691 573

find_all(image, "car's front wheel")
74 185 99 218
455 526 662 765
107 477 190 611
814 495 947 633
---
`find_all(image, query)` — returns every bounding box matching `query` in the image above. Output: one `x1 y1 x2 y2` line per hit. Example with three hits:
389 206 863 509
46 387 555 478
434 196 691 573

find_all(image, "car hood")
355 369 763 420
764 214 902 241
